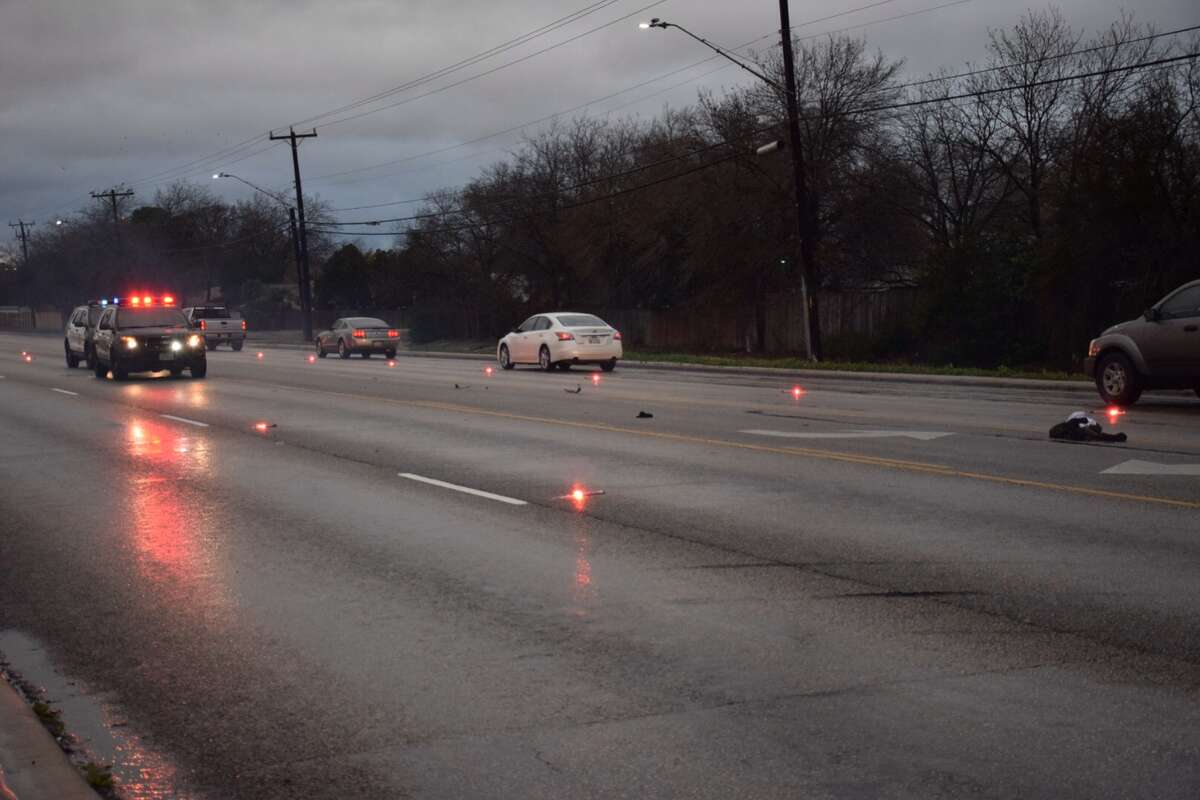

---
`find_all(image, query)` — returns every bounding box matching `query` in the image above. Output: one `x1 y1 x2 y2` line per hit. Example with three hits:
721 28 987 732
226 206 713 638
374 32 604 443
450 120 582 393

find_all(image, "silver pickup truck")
184 305 246 350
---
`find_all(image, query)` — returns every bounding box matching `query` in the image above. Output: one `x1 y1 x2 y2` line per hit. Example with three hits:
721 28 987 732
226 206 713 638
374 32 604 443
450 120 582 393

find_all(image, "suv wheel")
1096 352 1142 406
191 359 207 379
230 340 244 352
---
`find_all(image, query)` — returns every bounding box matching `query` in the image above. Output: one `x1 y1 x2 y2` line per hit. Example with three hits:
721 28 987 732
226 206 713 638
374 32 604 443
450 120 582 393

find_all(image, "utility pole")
91 188 134 254
270 127 317 341
8 220 34 266
777 0 819 360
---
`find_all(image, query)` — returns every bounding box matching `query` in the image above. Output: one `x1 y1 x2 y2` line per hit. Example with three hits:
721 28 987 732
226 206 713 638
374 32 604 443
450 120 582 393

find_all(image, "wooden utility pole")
270 128 317 341
8 220 34 266
91 188 134 252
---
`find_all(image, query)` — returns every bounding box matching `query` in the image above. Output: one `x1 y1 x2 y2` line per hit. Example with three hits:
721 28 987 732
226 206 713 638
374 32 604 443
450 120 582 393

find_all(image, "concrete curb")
0 679 99 800
243 335 1095 394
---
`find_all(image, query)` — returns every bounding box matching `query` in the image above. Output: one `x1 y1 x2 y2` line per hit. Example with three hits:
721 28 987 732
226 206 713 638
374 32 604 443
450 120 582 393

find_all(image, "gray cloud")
3 0 1195 231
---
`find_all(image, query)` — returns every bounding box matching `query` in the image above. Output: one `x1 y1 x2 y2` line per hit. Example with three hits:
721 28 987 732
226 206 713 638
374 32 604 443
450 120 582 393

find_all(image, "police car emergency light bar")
107 294 176 307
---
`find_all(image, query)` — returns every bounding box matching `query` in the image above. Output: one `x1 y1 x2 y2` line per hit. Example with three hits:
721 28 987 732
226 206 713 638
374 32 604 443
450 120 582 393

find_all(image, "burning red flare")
307 354 316 363
1107 406 1125 423
254 422 270 432
484 366 494 376
387 360 396 368
256 352 264 359
591 373 601 384
792 385 805 398
23 354 33 363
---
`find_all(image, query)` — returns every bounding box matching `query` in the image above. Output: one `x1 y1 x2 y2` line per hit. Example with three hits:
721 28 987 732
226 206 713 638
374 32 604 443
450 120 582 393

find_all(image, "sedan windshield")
117 308 190 328
556 314 608 328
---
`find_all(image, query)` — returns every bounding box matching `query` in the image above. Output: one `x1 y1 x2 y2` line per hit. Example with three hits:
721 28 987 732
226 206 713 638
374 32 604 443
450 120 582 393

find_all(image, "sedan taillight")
613 331 622 341
556 331 575 341
352 329 366 338
387 329 399 338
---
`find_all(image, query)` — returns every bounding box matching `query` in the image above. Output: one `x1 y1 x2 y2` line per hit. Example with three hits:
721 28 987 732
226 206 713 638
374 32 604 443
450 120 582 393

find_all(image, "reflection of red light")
23 354 32 363
256 352 264 359
484 366 493 376
792 386 805 398
591 373 600 385
307 354 316 363
387 360 396 368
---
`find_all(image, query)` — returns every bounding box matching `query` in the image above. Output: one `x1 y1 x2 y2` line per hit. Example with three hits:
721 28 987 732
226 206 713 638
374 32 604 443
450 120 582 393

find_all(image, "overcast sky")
2 0 1195 250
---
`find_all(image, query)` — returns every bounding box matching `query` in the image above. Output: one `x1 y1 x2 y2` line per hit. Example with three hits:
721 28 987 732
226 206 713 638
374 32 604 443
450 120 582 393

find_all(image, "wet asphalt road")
1 331 1199 799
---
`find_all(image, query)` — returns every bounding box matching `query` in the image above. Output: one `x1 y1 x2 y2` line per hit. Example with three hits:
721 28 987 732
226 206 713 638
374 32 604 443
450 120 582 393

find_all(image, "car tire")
169 367 183 378
65 341 79 368
230 340 244 352
316 340 327 358
385 349 396 359
498 345 514 370
601 359 617 373
556 362 572 371
539 346 554 372
111 355 128 381
191 360 207 379
361 352 371 359
1095 352 1142 406
338 340 351 359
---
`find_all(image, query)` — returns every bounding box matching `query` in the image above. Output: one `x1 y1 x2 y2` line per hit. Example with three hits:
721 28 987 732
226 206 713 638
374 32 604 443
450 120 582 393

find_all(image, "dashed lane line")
160 414 210 428
50 388 79 396
398 472 528 506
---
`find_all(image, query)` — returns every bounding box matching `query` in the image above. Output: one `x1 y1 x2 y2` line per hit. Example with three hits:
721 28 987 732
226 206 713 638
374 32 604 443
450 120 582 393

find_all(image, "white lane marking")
50 388 79 396
1102 460 1200 476
160 414 210 428
741 429 954 441
398 472 528 506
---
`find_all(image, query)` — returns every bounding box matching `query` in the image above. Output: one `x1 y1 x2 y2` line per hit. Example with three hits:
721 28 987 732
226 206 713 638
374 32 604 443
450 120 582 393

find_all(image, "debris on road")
637 411 653 419
565 385 582 394
1049 411 1127 443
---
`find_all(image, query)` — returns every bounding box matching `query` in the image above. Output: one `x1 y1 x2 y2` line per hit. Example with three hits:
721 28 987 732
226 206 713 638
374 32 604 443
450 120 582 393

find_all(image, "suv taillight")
198 320 207 331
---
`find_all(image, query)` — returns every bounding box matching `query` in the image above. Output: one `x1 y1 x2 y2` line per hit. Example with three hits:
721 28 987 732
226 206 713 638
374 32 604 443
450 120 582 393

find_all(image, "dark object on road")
454 383 471 389
637 411 653 419
565 385 581 394
1083 278 1200 406
1049 412 1126 443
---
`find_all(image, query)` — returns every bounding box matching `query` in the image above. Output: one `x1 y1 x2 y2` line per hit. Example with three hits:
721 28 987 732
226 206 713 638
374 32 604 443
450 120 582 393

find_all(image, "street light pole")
640 11 818 360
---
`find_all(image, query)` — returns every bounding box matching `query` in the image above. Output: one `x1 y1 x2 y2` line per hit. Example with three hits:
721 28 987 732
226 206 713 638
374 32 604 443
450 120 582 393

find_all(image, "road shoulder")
0 676 98 800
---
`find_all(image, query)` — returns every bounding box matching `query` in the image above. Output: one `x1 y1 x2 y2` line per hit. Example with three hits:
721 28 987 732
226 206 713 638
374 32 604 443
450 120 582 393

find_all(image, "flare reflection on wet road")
122 417 233 627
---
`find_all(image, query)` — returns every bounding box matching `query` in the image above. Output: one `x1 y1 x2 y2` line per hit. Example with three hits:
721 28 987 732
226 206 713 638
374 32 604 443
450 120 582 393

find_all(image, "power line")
313 50 1199 236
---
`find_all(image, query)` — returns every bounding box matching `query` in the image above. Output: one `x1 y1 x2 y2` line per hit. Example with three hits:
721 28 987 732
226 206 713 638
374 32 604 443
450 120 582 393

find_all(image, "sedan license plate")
588 336 603 344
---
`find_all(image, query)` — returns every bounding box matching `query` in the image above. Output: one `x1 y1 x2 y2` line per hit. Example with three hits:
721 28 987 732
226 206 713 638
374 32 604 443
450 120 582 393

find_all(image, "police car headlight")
187 335 203 348
121 336 139 350
170 339 184 352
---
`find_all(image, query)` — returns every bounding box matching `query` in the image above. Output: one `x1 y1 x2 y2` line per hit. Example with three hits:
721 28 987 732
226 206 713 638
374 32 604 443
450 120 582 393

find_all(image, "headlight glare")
170 339 183 352
121 336 138 350
187 335 202 348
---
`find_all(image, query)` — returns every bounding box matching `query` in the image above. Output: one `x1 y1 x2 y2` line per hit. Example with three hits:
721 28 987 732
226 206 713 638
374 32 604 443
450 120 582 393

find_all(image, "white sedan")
497 312 623 372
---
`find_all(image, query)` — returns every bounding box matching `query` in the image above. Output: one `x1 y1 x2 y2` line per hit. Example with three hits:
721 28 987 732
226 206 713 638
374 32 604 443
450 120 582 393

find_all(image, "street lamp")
213 171 312 340
640 9 817 360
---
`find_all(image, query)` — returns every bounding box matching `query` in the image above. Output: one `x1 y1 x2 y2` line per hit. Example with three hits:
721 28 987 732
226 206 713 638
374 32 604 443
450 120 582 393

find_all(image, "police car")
63 301 107 368
92 294 207 380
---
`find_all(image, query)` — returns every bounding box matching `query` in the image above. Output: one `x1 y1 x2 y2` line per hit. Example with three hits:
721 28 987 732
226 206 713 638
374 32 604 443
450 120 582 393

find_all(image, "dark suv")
92 303 207 380
1084 279 1200 405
